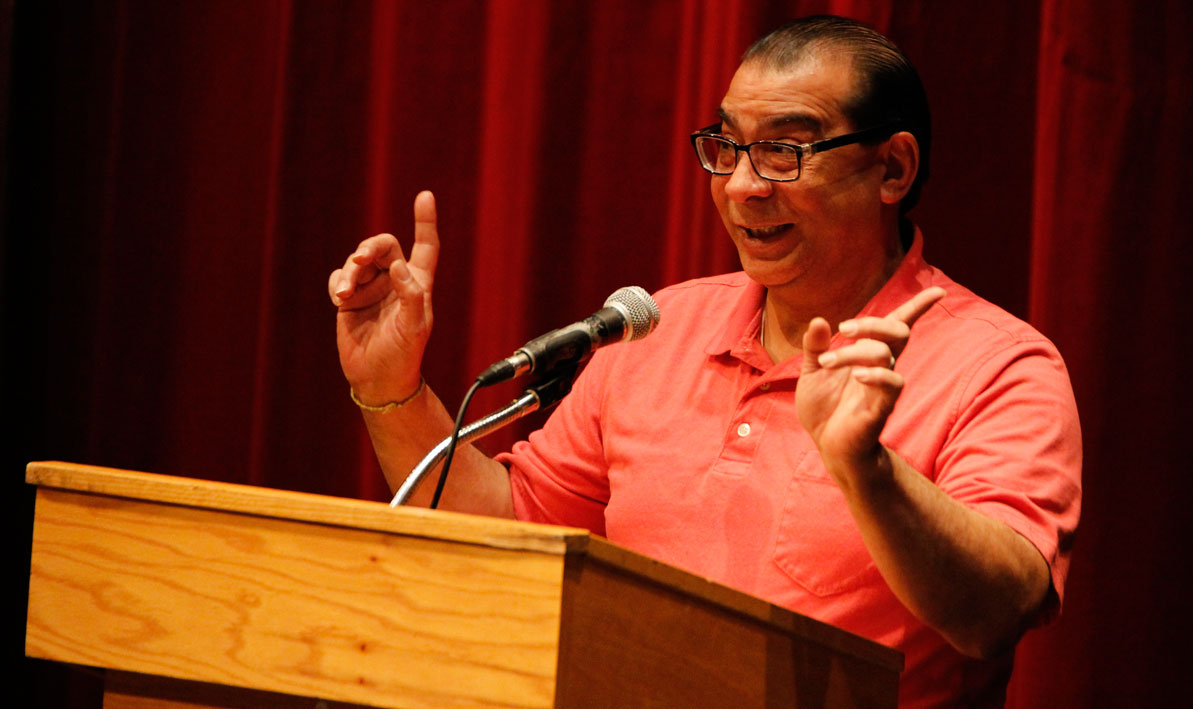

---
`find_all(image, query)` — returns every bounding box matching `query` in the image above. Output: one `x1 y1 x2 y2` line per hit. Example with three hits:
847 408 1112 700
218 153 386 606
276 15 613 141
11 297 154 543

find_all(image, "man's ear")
880 131 919 205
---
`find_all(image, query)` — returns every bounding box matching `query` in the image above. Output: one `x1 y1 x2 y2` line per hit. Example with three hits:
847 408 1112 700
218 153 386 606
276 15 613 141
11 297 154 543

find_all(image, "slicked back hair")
741 16 931 215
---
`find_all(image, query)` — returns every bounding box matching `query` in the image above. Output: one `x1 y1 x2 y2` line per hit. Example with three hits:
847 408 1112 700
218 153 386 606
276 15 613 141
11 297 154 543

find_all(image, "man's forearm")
829 447 1050 658
362 383 515 518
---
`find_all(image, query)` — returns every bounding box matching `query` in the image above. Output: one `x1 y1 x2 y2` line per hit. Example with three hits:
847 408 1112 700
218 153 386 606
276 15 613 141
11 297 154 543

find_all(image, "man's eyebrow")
715 108 823 135
764 113 822 133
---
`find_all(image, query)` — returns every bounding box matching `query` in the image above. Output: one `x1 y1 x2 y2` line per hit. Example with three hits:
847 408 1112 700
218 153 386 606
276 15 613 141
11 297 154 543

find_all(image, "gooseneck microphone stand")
389 366 578 507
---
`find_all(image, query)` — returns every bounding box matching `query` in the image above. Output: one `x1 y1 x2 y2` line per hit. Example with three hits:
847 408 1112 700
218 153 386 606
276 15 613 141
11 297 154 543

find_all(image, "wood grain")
26 462 903 707
25 461 590 555
28 488 565 708
554 556 901 708
581 537 902 674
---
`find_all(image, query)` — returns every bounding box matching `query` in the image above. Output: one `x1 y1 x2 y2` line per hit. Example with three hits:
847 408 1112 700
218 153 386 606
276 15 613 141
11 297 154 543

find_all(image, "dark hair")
742 16 931 215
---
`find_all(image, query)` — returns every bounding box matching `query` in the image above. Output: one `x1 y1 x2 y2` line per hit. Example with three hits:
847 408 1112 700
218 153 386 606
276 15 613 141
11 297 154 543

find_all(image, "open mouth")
743 224 793 239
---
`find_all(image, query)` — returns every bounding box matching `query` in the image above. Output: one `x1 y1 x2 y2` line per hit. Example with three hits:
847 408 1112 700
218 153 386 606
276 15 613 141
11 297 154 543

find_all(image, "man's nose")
723 151 773 202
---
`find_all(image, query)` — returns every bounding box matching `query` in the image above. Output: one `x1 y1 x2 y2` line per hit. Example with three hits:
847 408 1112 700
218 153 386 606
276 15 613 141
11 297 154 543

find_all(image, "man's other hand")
796 286 945 489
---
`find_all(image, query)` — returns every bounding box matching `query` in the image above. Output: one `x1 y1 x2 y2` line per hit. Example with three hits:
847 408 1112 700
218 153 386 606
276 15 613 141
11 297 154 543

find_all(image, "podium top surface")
26 460 589 555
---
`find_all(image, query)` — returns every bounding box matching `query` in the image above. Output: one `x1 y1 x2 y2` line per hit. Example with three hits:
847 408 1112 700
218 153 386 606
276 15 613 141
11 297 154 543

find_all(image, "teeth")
747 225 788 237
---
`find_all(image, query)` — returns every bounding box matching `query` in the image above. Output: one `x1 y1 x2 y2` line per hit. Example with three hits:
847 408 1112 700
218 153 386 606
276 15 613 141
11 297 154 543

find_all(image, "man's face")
712 54 895 301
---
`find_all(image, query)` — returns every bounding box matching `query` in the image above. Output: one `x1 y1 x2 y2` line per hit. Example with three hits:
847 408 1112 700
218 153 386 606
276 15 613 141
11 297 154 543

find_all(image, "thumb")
800 317 833 377
390 259 431 336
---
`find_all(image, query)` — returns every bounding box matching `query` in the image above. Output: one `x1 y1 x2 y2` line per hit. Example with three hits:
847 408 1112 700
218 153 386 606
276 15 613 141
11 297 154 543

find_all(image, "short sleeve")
934 339 1083 617
498 348 617 535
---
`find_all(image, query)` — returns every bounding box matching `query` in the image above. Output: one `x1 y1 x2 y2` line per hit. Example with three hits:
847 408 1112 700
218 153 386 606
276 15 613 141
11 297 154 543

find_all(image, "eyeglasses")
689 121 900 182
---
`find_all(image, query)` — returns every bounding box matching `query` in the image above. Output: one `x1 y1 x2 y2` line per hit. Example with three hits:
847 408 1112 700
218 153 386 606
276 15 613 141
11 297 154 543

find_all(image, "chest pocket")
773 453 881 596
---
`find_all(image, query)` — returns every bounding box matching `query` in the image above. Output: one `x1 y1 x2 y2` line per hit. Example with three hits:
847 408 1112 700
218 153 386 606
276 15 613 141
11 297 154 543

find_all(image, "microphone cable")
428 377 482 510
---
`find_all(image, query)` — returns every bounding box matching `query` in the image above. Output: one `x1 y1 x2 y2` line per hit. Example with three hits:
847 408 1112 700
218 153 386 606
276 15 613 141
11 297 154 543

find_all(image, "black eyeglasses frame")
689 120 902 182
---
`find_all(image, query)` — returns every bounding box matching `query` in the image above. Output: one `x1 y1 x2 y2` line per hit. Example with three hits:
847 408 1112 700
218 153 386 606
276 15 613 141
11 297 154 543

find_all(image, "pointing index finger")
409 190 440 286
886 286 945 328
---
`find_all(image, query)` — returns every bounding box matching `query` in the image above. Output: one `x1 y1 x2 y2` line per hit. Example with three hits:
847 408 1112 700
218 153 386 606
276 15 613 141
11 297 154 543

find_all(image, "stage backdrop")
6 0 1191 706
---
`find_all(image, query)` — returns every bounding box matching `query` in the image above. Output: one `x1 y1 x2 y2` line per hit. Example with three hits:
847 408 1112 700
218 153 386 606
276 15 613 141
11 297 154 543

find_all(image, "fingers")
812 289 932 371
818 337 894 368
836 286 945 359
850 364 904 392
409 190 440 286
838 286 944 339
328 191 441 310
330 233 403 306
885 286 945 327
815 336 905 395
838 317 910 345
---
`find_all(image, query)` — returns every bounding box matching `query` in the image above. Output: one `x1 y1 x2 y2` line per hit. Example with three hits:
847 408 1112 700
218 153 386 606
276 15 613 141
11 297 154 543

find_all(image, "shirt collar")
705 277 766 359
704 227 931 369
854 226 930 320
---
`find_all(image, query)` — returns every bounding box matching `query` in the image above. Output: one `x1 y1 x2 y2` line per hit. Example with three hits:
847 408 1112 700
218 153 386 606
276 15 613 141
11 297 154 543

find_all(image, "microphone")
476 286 661 387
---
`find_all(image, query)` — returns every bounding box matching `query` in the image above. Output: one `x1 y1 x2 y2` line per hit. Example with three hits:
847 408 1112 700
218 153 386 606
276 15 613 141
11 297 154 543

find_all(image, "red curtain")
1010 0 1193 705
8 0 1190 704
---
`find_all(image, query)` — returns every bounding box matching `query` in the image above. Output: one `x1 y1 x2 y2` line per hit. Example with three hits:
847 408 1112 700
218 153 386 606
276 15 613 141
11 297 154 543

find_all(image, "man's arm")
798 288 1050 659
329 191 513 517
354 385 514 516
827 444 1048 658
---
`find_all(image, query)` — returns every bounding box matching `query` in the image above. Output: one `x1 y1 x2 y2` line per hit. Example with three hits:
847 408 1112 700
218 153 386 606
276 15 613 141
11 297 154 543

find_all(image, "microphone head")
604 286 661 342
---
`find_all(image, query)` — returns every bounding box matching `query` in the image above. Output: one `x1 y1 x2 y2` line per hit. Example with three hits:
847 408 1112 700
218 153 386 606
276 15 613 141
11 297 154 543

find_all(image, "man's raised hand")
329 191 440 405
796 287 945 486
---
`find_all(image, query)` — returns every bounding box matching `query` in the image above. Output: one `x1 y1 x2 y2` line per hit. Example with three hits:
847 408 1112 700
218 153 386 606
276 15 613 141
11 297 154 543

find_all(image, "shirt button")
737 423 751 437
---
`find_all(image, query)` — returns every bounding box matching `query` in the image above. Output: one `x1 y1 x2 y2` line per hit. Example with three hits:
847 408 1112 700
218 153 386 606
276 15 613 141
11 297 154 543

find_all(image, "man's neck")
760 225 908 363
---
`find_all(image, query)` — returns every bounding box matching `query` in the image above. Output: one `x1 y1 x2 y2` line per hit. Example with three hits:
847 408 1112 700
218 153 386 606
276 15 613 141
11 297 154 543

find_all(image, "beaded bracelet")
349 377 426 413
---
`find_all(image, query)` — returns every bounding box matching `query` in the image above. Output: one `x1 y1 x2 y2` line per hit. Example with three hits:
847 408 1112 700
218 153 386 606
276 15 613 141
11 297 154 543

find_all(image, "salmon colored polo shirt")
502 231 1082 705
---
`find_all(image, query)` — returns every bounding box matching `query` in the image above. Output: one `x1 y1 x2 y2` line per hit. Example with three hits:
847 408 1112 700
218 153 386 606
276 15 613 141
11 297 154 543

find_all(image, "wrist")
349 376 426 412
345 366 423 401
823 442 897 499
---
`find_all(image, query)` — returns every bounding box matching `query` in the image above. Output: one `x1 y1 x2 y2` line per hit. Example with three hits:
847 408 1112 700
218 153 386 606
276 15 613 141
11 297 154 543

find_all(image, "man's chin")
740 259 802 290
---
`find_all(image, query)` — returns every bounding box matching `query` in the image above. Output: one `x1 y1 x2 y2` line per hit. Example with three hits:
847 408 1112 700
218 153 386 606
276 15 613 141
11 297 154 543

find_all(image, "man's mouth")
743 224 793 239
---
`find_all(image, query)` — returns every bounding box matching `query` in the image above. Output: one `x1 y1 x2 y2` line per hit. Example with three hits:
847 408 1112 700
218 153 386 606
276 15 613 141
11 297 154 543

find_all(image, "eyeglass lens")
694 136 802 180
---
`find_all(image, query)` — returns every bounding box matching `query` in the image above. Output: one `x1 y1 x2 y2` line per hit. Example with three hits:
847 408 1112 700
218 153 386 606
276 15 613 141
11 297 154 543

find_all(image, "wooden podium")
25 461 902 708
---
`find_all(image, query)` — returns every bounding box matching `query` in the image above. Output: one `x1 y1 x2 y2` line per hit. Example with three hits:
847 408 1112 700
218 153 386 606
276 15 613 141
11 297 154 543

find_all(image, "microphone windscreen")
604 286 661 342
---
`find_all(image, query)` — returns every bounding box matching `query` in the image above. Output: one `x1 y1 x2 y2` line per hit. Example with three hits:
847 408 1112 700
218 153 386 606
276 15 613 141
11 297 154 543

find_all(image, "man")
329 17 1080 706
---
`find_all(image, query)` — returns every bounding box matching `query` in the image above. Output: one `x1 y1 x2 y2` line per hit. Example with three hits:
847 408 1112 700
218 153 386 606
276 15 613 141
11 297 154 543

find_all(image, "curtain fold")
1008 1 1193 705
8 0 1190 703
